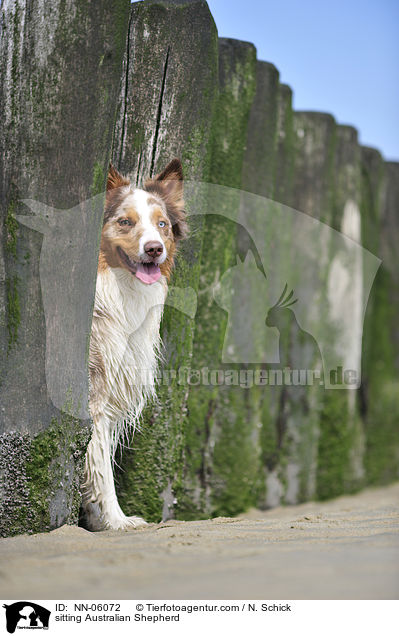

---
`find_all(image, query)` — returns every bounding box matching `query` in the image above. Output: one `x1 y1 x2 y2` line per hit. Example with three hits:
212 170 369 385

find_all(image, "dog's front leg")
81 414 147 531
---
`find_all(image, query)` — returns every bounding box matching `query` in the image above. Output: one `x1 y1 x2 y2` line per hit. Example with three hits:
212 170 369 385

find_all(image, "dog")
82 158 187 531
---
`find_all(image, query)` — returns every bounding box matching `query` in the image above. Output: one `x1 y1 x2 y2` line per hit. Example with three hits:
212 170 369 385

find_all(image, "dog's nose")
144 241 163 259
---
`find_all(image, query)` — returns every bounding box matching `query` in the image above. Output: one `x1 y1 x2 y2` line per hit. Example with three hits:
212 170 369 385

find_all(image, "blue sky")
207 0 399 161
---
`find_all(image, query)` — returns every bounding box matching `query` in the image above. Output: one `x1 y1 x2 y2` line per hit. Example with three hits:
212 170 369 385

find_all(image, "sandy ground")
0 483 398 600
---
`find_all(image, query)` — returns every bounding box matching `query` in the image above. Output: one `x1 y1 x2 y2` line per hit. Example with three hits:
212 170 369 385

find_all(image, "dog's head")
100 159 188 283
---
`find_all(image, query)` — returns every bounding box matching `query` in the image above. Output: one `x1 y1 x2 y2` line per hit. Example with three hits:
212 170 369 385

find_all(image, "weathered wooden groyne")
1 0 398 535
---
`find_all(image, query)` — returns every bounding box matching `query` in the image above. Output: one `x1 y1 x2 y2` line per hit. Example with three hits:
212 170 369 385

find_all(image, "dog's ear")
107 163 130 191
104 164 131 224
154 158 184 199
145 159 188 241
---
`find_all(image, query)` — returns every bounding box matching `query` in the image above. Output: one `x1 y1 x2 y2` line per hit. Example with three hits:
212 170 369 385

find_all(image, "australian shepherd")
82 159 187 531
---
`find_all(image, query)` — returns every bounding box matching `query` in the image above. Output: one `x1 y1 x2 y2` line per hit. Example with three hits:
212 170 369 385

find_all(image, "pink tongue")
135 262 161 284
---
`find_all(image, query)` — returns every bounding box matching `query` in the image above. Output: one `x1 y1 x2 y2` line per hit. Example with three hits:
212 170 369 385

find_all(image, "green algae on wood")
313 124 365 502
279 111 337 503
238 62 286 509
5 275 20 351
1 0 398 539
0 415 90 537
360 152 399 486
182 38 259 519
0 0 131 536
114 0 219 521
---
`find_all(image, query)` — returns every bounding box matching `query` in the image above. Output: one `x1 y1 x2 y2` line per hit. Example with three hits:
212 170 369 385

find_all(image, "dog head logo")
2 602 51 633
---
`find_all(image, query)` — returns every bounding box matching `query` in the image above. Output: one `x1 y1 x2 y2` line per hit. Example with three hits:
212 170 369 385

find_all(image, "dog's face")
100 159 187 283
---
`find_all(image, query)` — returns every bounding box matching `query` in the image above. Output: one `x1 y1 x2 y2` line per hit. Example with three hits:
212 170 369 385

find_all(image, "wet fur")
82 159 187 531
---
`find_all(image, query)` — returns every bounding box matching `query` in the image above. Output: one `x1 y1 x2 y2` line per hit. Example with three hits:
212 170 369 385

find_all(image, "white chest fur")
89 266 167 452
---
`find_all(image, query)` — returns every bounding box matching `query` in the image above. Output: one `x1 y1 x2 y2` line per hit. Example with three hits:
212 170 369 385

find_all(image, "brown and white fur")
82 159 187 531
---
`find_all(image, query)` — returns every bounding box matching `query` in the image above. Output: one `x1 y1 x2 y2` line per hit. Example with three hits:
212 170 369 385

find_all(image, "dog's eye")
159 221 166 228
118 219 131 226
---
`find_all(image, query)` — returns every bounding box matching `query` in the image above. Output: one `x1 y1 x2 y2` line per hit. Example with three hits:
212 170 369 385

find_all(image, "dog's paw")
104 514 148 531
81 501 148 532
126 515 148 529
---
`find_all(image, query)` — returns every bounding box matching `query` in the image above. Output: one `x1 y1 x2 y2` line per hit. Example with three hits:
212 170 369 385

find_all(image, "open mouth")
117 247 161 285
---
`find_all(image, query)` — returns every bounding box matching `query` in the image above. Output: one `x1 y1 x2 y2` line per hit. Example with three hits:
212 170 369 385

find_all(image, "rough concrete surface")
0 483 397 600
